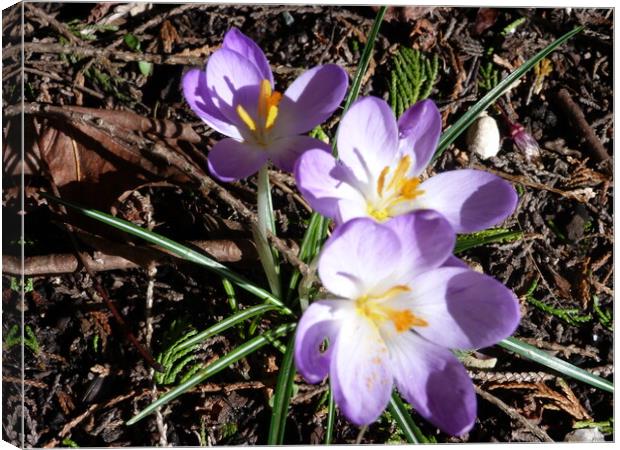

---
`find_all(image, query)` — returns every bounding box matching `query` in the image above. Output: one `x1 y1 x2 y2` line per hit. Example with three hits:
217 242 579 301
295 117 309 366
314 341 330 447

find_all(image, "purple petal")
419 169 518 233
388 332 476 436
274 64 348 136
207 138 268 182
182 68 242 139
330 314 393 426
408 267 520 350
267 135 331 173
336 97 399 184
222 28 273 85
206 48 264 106
397 99 442 176
318 218 401 299
294 300 350 384
384 210 455 277
295 149 365 219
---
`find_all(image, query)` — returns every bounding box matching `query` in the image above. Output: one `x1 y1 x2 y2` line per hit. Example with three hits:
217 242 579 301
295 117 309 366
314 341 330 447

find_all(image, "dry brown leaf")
474 8 499 35
533 379 591 421
62 106 201 143
547 266 573 299
160 20 180 54
410 18 437 51
375 6 434 23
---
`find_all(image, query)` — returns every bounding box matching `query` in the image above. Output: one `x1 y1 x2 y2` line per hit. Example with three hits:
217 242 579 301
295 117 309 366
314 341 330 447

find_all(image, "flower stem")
253 165 281 297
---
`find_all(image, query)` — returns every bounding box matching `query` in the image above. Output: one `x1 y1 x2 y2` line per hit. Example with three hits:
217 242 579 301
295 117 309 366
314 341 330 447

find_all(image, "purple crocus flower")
294 212 520 434
295 97 518 232
182 28 348 182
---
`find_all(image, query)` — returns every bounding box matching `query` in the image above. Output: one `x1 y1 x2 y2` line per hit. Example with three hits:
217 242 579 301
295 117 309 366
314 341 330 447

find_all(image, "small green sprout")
502 17 526 36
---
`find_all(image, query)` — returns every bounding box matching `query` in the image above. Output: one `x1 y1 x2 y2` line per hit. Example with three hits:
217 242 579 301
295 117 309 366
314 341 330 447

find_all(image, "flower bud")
510 122 541 164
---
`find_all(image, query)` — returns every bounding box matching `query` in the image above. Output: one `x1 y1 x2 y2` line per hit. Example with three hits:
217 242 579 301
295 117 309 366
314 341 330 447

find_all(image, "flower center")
355 285 427 332
236 79 282 146
366 155 425 222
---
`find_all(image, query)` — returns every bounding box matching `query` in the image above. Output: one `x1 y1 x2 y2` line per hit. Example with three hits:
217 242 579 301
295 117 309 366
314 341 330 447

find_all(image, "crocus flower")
295 97 518 232
294 212 520 434
182 28 348 182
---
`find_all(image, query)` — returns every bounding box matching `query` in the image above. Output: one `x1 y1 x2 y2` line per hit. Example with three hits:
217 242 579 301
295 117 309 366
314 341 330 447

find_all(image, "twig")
3 238 261 275
24 3 80 45
8 42 311 75
42 390 139 447
475 386 554 442
24 67 105 100
474 164 596 207
5 42 205 65
555 88 610 165
3 376 48 389
269 173 313 213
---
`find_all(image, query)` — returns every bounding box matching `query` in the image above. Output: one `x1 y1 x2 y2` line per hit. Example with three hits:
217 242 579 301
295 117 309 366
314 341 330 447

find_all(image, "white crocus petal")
330 312 393 426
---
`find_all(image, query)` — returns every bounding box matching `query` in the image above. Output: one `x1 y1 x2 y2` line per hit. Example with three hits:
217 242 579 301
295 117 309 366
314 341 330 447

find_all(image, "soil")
2 4 614 446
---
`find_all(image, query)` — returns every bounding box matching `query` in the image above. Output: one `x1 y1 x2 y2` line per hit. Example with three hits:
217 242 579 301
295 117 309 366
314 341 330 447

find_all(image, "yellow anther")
240 79 283 140
368 285 411 300
368 155 423 222
355 284 426 333
385 308 428 332
377 166 390 196
401 178 423 199
258 79 272 120
387 155 412 191
265 105 279 129
236 104 257 131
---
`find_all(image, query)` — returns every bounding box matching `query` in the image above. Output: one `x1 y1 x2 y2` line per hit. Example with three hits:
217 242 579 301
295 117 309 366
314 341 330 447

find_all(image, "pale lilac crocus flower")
182 28 348 182
294 212 520 434
295 97 518 232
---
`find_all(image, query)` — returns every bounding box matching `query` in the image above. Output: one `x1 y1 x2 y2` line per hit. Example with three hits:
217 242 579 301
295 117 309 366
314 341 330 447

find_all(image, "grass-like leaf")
325 388 336 444
434 26 583 160
267 334 297 444
126 322 296 425
42 193 292 314
286 212 324 301
498 337 613 393
341 6 387 115
454 228 523 254
387 393 426 444
175 304 279 352
255 165 281 297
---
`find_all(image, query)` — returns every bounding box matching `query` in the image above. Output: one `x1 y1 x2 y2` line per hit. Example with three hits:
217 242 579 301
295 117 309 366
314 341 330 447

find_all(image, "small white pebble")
466 111 501 159
565 428 605 442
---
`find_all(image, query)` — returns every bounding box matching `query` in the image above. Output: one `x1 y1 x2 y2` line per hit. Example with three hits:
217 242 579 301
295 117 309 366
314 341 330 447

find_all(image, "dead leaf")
160 20 180 54
61 106 201 143
546 266 573 299
410 18 437 51
375 6 434 23
534 379 591 421
87 3 116 24
474 8 499 35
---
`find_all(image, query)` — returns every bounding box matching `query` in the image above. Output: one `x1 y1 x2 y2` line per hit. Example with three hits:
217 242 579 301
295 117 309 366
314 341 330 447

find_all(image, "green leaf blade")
126 323 296 425
498 337 613 393
387 393 426 444
41 193 291 314
267 334 297 444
